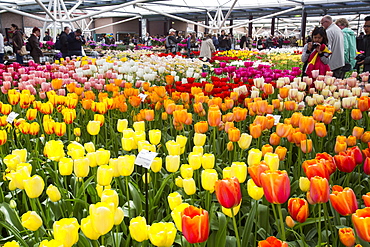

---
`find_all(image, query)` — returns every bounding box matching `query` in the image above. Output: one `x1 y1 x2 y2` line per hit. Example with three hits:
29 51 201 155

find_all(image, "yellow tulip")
193 145 204 155
118 155 135 176
247 179 264 200
202 153 215 169
44 140 65 161
87 120 101 135
176 135 188 152
24 175 45 198
165 155 180 173
89 202 115 235
109 158 120 177
238 133 252 150
81 216 101 240
122 128 134 138
133 121 145 132
247 148 262 166
231 162 247 183
11 149 27 163
5 166 30 190
223 167 233 179
53 218 80 247
73 157 90 178
148 222 177 247
117 119 128 132
180 164 193 179
150 157 162 173
3 241 20 247
222 200 242 217
97 165 113 186
264 152 280 170
166 140 181 155
96 149 110 166
122 137 134 151
299 177 310 192
201 169 218 192
175 176 183 187
3 154 21 171
168 192 182 210
114 207 124 225
101 189 119 208
21 211 43 231
46 184 61 202
86 152 97 167
188 152 201 170
58 157 73 175
183 178 196 195
73 127 81 137
171 203 189 231
133 131 146 146
194 133 207 146
67 141 85 160
84 142 96 153
129 216 149 242
149 129 161 145
39 239 64 247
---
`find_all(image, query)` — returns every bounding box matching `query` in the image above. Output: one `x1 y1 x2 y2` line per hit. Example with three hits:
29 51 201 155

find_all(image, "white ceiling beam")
219 0 238 30
86 16 141 32
136 4 213 30
223 5 302 30
35 0 57 21
0 4 53 22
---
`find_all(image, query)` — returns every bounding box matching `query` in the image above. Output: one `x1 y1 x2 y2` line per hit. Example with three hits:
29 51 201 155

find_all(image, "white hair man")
321 15 344 78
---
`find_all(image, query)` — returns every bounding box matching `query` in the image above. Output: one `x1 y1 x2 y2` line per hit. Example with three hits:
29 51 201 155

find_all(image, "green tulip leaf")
129 182 143 216
0 202 23 231
0 220 28 246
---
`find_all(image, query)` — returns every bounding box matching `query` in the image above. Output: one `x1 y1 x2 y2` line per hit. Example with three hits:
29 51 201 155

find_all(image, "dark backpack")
26 41 32 51
54 38 61 50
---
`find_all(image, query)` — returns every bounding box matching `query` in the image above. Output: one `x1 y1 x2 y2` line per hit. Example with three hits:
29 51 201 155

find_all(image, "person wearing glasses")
357 16 370 72
321 15 344 78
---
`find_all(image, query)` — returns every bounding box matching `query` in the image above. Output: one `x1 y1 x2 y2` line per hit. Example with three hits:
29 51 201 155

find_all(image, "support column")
164 19 168 35
357 14 361 35
195 18 198 33
248 15 253 36
300 7 307 44
271 17 275 36
205 14 209 34
229 18 233 34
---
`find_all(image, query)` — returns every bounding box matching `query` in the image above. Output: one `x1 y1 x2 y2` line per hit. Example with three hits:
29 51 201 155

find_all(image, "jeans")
69 50 82 57
0 53 4 63
16 53 23 64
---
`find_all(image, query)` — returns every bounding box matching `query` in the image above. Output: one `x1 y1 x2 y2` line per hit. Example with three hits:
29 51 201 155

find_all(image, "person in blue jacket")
335 18 357 78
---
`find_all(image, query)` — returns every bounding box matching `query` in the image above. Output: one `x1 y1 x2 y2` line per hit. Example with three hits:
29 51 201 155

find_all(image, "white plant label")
135 149 158 169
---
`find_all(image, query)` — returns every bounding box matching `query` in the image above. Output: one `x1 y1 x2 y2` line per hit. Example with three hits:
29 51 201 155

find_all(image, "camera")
312 43 320 49
355 54 366 61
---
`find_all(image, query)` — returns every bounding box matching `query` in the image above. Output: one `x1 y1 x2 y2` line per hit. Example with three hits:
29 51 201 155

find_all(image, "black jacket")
363 34 370 72
67 32 85 52
59 32 69 54
28 34 43 57
12 30 24 52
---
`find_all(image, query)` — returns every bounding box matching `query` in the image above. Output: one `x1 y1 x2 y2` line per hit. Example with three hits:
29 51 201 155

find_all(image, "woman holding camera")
301 27 331 78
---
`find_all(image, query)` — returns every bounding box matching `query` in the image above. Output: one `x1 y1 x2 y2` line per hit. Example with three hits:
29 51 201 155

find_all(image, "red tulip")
215 177 242 209
334 153 356 173
315 152 336 175
347 146 363 165
260 170 290 204
288 198 309 223
352 207 370 242
302 159 330 180
258 236 288 247
182 205 209 244
308 176 330 204
330 185 358 216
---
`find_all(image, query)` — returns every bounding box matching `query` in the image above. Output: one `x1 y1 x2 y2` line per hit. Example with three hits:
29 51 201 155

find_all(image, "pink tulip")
58 89 66 96
3 81 11 90
1 86 8 94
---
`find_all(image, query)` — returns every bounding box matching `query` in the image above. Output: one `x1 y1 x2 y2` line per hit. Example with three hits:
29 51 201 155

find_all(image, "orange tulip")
353 127 364 139
334 141 347 154
233 107 247 122
300 139 312 153
302 159 330 180
228 127 240 142
269 132 281 146
258 236 288 247
315 123 327 137
260 170 290 204
339 228 356 247
290 112 302 127
308 176 330 204
129 96 141 108
275 146 287 161
263 83 274 95
330 185 358 216
249 124 262 139
288 198 309 223
182 206 209 244
165 75 174 85
248 162 269 187
363 192 370 207
272 99 280 109
208 106 221 127
358 97 369 112
279 88 289 99
276 123 292 138
351 109 362 120
262 144 273 157
256 100 268 114
284 101 297 111
194 121 208 133
215 177 242 208
299 116 314 134
347 135 357 146
352 207 370 242
322 112 333 125
361 131 370 143
313 109 324 122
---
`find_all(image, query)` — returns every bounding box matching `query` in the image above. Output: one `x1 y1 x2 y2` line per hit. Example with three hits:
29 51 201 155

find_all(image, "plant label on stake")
138 93 148 102
6 112 19 124
135 149 158 169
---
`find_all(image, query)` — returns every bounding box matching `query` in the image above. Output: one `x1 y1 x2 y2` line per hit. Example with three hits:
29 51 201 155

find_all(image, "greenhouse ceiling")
0 0 369 25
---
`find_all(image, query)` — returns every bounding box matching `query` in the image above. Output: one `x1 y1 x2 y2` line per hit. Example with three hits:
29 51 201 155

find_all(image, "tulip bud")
175 176 183 187
299 177 310 192
183 178 196 195
286 216 295 228
46 184 62 202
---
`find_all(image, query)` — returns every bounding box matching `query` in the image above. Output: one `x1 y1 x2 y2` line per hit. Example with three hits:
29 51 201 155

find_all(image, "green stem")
277 204 286 241
231 207 241 247
126 176 130 217
317 203 322 246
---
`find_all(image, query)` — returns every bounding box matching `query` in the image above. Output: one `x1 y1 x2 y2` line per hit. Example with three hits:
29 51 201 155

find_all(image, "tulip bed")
0 49 370 247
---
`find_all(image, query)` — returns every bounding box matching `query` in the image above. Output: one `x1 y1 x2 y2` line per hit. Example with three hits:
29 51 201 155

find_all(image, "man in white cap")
165 28 182 54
